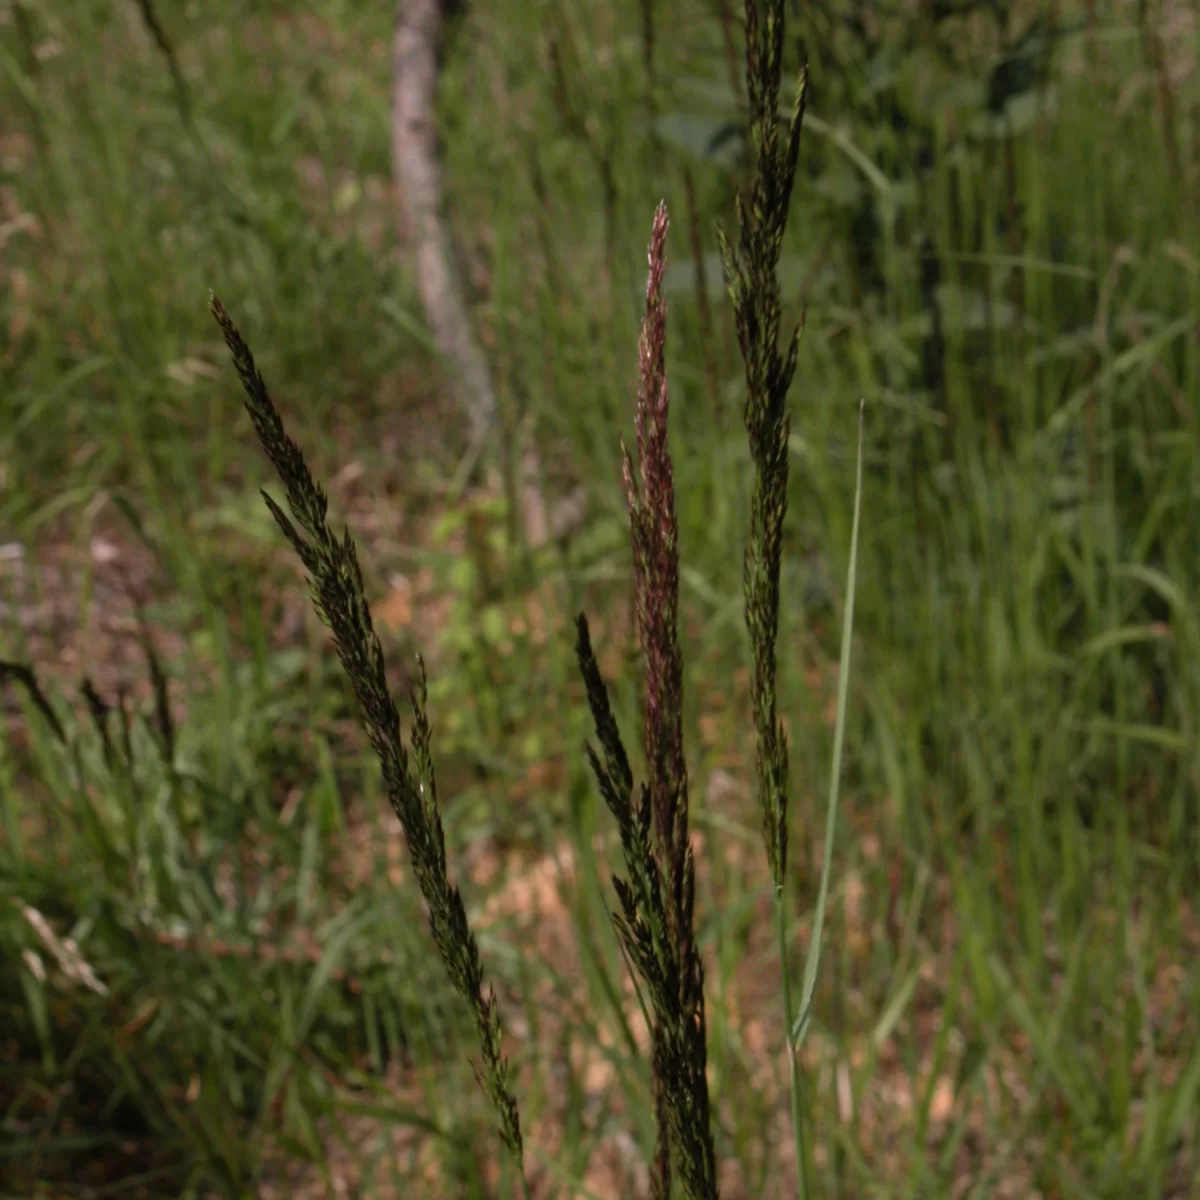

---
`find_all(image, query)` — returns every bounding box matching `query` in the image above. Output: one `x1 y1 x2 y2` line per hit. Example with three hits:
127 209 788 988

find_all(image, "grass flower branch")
209 294 526 1183
576 203 718 1200
716 0 808 897
714 1 856 1193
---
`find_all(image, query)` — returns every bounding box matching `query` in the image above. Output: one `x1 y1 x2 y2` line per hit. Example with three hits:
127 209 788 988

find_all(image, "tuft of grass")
204 5 859 1191
211 158 863 1199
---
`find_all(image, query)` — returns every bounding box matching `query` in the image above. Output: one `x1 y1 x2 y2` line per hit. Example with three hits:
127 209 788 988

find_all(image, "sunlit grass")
1 0 1198 1195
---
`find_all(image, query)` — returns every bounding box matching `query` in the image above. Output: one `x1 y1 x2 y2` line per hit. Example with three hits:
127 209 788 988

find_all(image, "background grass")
1 0 1198 1196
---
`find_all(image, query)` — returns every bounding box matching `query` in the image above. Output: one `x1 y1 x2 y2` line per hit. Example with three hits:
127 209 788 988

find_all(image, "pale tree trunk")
392 0 562 546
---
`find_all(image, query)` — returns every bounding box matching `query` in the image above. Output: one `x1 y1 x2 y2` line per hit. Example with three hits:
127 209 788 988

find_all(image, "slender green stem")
776 887 809 1198
794 402 866 1050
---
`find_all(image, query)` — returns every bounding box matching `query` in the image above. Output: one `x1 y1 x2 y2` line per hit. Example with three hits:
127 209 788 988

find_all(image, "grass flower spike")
577 203 718 1200
210 295 526 1182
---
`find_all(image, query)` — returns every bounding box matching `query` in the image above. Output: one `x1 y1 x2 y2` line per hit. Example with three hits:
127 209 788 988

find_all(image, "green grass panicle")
716 1 808 898
209 294 526 1181
715 1 845 1191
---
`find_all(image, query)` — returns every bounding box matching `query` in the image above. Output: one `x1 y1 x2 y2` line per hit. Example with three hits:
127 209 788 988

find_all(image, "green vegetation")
2 0 1198 1197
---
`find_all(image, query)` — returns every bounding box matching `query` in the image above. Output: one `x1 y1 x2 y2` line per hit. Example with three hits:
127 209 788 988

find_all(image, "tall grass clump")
208 0 861 1190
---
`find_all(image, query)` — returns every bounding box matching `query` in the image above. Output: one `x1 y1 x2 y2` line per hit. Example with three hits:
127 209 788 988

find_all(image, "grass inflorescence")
576 202 719 1200
210 294 526 1180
